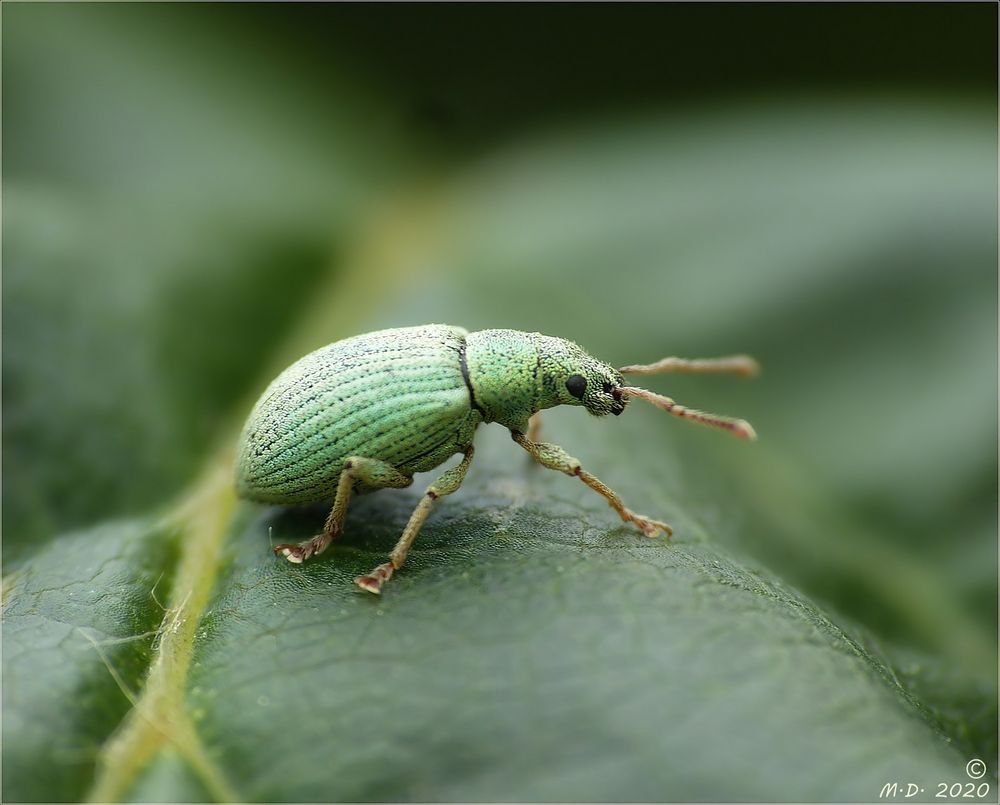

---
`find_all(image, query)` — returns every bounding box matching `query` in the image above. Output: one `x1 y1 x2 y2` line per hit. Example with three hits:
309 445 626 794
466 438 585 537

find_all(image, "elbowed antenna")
616 352 760 439
619 355 760 378
619 386 757 441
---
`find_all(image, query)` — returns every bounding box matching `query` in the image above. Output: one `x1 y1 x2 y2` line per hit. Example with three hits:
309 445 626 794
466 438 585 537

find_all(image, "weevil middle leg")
355 447 475 595
273 456 412 563
511 431 672 538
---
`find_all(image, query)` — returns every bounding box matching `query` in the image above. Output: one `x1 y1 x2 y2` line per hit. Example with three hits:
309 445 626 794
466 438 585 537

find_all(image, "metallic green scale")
235 323 758 594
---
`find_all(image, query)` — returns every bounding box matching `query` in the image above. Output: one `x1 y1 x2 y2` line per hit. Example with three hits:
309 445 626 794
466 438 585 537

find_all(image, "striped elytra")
235 325 480 504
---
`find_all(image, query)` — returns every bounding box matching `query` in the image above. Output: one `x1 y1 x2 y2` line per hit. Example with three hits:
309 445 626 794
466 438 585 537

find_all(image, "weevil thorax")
464 329 627 432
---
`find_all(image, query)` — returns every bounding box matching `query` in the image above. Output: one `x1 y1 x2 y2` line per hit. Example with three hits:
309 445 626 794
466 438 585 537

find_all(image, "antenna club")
731 356 761 378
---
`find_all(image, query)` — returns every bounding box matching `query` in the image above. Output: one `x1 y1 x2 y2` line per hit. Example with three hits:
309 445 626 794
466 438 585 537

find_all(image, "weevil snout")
585 376 628 417
610 387 625 415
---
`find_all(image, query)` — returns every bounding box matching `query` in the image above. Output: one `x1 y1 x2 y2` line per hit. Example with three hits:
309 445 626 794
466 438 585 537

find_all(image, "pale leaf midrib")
84 190 446 802
86 456 240 803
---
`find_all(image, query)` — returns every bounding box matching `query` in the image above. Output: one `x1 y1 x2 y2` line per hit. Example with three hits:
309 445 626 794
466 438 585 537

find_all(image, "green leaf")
2 518 176 802
2 3 414 558
3 9 995 799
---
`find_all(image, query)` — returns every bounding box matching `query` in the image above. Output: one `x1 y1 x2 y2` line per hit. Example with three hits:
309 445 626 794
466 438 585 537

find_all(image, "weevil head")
536 336 628 417
466 329 758 439
464 330 629 430
555 357 628 417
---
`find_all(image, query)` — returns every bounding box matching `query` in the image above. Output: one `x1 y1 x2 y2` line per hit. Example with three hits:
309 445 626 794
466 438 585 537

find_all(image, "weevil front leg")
511 431 672 538
355 447 475 595
273 457 412 564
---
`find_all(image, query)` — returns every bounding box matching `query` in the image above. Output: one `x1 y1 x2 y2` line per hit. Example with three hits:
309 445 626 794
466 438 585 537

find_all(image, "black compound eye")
565 374 587 400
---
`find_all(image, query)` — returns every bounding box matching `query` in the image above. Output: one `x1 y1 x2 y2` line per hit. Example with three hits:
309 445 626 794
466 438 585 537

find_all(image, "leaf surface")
3 10 995 800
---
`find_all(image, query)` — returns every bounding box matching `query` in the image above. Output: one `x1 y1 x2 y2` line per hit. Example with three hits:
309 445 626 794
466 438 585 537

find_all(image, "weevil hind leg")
355 447 475 594
274 457 412 564
511 431 672 539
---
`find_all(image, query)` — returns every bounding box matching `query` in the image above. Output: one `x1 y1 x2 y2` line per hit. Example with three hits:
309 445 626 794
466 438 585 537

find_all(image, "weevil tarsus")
355 446 475 595
273 456 412 563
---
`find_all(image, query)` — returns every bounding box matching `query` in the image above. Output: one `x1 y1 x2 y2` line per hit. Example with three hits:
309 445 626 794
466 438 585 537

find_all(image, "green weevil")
235 324 758 594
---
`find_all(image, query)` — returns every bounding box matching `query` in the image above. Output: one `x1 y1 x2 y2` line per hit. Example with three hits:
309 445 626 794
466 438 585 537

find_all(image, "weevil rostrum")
235 325 758 594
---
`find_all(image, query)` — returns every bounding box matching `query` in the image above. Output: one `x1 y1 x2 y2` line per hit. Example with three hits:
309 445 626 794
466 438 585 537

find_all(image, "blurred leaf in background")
3 4 996 803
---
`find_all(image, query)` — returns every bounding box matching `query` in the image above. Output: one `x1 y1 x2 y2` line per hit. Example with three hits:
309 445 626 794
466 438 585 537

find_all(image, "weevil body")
235 324 758 594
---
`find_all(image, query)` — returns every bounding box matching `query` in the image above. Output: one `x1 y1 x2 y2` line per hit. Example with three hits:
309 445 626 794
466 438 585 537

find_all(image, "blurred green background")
3 4 997 802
